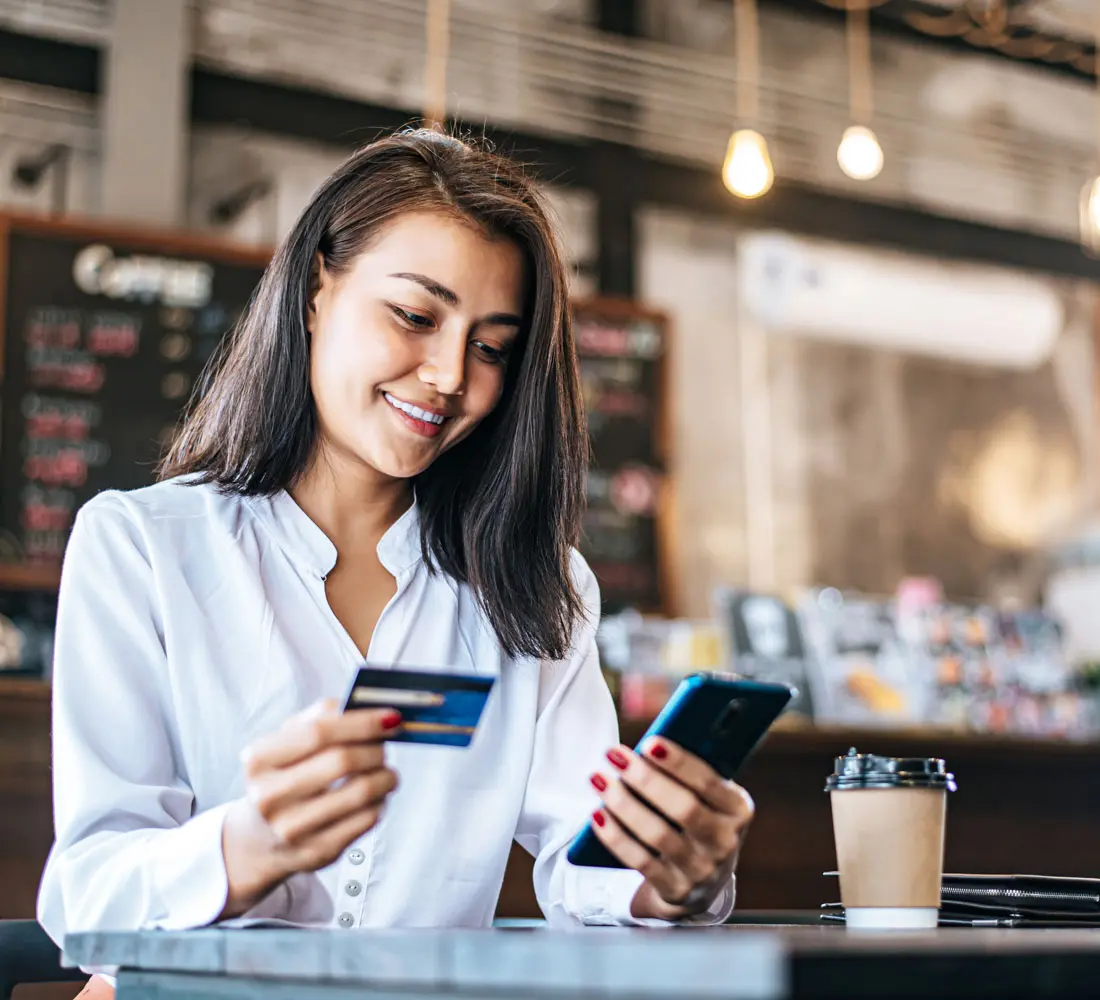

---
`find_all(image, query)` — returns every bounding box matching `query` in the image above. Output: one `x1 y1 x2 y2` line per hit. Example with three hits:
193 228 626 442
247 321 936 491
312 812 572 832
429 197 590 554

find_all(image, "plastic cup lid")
824 747 956 792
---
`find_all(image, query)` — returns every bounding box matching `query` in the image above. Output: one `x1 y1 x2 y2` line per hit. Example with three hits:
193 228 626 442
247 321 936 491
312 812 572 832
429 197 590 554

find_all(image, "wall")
0 110 598 288
640 206 1097 616
187 127 598 295
0 81 98 215
637 209 747 616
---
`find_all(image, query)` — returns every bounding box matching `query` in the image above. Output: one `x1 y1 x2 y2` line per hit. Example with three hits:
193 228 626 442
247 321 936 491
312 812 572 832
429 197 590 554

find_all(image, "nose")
418 328 467 396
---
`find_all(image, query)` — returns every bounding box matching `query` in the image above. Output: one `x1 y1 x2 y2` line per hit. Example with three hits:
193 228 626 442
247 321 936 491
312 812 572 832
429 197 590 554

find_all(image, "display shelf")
618 716 1100 760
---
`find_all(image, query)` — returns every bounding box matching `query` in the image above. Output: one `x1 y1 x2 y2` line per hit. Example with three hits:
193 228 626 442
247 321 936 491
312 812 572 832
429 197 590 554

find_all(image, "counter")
5 678 1100 921
503 717 1100 917
65 926 1100 999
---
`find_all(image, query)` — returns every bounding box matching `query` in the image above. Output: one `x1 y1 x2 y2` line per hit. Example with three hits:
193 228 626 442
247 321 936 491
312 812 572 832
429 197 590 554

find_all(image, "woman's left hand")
588 738 755 921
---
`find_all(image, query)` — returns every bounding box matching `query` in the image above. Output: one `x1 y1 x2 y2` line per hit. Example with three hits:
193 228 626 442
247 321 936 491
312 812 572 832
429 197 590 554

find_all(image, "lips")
383 392 450 439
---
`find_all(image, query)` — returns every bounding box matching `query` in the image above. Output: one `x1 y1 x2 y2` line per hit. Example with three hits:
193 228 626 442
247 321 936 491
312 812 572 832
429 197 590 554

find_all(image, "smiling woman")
37 129 750 999
161 131 585 660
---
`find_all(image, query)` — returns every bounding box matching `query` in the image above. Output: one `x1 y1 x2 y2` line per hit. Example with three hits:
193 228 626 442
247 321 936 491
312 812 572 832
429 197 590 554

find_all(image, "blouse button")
337 913 354 928
345 880 363 897
347 849 365 865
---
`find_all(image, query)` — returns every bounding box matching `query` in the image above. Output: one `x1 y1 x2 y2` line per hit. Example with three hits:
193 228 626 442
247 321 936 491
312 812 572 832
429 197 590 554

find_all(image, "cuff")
564 865 647 926
602 870 736 927
147 801 234 930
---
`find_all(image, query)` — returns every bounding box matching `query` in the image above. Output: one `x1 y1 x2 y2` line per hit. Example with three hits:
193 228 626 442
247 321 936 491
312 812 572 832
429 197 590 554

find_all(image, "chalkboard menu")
0 214 268 569
574 298 670 614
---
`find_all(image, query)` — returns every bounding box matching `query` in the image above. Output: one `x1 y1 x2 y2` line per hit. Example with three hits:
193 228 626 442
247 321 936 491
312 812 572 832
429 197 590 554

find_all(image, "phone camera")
713 698 746 739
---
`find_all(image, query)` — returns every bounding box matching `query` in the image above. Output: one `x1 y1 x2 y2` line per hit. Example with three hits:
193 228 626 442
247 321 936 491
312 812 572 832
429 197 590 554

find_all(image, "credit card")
342 666 495 747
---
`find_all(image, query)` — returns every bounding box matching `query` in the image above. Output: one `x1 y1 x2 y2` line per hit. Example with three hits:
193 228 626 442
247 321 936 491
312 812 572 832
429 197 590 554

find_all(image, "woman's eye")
391 306 433 329
472 341 508 365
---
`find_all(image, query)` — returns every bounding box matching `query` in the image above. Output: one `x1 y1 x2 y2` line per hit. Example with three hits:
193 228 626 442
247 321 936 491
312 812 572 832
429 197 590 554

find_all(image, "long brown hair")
161 129 589 660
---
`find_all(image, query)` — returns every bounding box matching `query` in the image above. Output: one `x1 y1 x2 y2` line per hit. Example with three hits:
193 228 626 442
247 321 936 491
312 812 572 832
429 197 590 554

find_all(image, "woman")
37 130 754 997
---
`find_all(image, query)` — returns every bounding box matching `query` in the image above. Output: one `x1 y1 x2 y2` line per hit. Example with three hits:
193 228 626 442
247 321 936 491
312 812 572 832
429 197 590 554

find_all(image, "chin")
365 447 438 481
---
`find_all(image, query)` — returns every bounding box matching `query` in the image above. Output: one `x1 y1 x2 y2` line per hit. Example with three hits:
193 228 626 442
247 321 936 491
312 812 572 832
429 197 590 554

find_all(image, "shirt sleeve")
36 495 279 958
513 554 735 928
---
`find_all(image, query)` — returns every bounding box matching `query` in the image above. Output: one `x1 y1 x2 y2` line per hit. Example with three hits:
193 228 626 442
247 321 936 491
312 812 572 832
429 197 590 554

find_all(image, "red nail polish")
592 809 606 828
648 742 669 761
590 773 607 793
381 711 403 730
607 749 629 771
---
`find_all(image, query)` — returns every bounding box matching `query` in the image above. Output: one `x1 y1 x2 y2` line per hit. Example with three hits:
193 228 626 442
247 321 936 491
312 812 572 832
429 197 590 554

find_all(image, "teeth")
385 393 445 425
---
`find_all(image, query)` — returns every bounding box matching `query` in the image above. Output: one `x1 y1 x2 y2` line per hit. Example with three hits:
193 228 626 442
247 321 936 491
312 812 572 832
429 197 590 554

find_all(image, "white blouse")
37 478 733 965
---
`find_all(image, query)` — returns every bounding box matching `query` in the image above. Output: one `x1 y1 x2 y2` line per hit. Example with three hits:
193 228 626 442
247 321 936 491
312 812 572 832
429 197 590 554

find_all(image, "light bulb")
1080 176 1100 254
722 129 774 199
837 124 884 181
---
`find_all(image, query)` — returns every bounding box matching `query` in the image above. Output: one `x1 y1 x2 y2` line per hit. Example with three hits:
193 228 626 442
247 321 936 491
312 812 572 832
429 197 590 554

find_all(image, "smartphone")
566 673 793 869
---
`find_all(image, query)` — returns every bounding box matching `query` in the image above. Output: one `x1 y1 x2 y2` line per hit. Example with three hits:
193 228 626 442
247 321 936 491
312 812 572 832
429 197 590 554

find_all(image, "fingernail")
592 809 606 828
648 741 668 761
607 749 629 771
381 711 403 731
590 773 607 793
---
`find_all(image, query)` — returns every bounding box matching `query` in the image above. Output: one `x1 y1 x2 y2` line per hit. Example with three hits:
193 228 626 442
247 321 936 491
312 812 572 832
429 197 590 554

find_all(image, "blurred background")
3 0 1100 949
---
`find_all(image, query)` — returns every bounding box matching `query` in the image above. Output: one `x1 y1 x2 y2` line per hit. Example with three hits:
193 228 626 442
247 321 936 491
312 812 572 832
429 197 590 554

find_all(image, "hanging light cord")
424 0 450 129
1094 0 1100 171
735 0 760 124
847 0 874 125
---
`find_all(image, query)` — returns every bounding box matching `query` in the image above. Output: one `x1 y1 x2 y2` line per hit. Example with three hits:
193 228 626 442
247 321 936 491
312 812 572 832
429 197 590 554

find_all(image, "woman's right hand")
219 699 402 917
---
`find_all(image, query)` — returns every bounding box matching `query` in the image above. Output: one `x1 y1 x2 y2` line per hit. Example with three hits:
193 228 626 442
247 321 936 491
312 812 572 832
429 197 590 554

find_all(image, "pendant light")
838 0 884 181
722 0 774 199
1080 6 1100 256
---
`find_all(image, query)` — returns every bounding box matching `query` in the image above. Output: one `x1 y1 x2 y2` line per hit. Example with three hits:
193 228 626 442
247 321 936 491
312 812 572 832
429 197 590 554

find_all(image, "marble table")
64 925 1100 999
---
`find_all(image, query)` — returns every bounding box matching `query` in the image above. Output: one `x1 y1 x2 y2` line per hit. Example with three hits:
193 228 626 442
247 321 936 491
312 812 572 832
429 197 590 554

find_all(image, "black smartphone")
566 672 793 869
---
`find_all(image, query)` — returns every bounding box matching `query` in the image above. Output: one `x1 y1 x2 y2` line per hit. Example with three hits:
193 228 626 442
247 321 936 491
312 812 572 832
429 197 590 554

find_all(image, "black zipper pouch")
939 874 1100 925
823 874 1100 927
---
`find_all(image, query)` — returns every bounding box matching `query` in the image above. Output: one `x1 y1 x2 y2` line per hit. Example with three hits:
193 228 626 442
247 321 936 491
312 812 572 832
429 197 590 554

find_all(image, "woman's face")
307 211 525 481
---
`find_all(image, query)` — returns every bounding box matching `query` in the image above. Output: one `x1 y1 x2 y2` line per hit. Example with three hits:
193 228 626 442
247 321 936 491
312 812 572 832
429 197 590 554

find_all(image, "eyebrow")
389 272 523 328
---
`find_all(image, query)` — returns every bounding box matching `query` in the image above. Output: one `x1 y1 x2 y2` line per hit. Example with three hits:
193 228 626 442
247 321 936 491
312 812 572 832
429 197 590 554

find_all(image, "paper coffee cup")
826 748 956 930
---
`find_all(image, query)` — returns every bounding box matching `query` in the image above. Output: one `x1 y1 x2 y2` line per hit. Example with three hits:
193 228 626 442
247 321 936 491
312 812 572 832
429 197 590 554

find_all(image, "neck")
290 447 412 557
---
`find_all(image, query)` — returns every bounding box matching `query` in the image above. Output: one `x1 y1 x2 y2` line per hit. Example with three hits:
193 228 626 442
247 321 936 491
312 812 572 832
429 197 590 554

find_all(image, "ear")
306 252 326 332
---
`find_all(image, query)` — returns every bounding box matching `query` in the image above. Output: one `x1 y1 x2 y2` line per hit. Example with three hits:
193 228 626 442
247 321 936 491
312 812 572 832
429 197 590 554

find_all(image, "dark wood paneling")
13 986 84 1000
0 682 52 920
0 29 98 95
597 0 640 37
189 69 586 190
591 144 638 298
0 687 81 996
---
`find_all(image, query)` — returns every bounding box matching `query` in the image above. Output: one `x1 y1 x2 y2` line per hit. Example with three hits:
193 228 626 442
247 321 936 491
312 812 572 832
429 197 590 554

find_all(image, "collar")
251 491 422 579
375 499 422 576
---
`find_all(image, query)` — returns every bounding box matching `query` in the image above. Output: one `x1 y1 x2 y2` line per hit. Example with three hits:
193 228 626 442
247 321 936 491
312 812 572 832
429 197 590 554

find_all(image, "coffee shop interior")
5 0 1100 997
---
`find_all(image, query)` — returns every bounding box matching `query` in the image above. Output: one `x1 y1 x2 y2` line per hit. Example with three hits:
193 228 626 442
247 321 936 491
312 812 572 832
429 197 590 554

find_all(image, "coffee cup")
825 748 956 930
